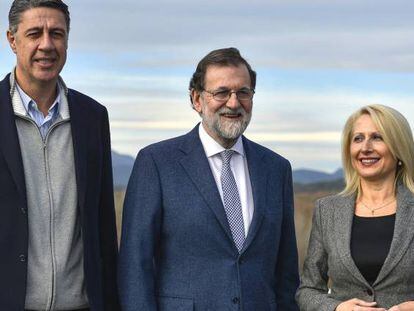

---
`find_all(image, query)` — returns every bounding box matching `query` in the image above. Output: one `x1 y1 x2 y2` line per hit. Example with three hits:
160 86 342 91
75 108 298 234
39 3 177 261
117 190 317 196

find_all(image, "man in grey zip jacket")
0 0 120 310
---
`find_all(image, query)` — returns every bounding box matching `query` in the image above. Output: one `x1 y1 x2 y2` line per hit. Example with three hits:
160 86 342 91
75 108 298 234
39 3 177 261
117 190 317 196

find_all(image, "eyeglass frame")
202 88 255 102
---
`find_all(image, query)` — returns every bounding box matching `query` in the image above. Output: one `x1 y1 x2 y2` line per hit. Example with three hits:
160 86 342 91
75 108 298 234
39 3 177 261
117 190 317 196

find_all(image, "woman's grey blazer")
296 185 414 310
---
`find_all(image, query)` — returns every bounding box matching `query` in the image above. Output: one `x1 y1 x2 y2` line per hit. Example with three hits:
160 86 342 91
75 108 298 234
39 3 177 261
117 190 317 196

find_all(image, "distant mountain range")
112 151 344 190
112 151 136 190
292 168 343 185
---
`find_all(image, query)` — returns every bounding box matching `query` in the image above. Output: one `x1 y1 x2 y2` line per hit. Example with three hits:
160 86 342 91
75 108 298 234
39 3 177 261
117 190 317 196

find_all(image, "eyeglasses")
203 88 255 102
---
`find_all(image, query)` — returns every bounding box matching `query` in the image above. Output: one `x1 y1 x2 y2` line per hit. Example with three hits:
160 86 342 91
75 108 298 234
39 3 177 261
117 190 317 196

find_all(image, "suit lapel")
179 125 234 242
240 137 266 253
68 90 88 211
334 194 369 285
374 185 414 285
0 75 27 205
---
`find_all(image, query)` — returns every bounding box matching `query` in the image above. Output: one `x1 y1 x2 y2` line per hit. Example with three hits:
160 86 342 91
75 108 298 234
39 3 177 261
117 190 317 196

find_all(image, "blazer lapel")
334 194 369 285
0 75 27 205
240 137 266 253
68 91 88 211
374 185 414 285
179 125 234 242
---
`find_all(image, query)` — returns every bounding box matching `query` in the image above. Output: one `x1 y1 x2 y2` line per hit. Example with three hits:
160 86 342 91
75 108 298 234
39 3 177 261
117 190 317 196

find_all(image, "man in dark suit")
119 47 299 310
0 0 120 310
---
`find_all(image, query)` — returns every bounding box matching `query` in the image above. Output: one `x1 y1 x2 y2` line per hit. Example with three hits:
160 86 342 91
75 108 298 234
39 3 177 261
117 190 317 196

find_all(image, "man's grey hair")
8 0 70 34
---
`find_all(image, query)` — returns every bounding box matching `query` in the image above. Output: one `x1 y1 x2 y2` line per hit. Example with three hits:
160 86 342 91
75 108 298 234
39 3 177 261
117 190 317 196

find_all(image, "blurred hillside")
111 150 343 189
293 168 343 185
114 177 344 270
112 151 135 190
294 179 344 269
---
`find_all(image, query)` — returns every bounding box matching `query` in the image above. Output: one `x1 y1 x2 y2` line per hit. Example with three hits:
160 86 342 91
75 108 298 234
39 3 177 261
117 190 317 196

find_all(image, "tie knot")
221 149 235 165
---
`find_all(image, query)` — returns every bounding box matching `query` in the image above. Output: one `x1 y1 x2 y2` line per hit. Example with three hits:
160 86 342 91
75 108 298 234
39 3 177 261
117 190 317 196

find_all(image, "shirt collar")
10 68 70 119
15 82 60 117
198 122 245 158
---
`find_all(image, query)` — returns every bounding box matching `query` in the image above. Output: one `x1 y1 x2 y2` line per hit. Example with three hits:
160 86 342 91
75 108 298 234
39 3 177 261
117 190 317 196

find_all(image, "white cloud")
2 0 414 171
51 0 414 72
2 1 414 72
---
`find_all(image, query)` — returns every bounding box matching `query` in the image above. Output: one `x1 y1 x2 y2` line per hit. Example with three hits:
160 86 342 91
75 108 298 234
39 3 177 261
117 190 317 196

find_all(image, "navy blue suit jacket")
119 125 299 310
0 74 120 310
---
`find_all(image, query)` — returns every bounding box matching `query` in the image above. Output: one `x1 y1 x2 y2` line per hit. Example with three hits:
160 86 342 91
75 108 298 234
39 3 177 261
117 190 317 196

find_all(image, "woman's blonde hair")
341 104 414 196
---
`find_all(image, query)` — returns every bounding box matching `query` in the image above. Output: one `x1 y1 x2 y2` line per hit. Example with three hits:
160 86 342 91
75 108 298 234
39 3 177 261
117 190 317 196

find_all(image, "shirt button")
232 297 239 304
366 288 373 296
19 254 26 262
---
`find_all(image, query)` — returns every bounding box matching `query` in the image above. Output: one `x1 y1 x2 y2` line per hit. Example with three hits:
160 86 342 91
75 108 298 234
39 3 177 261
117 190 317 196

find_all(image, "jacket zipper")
18 116 68 311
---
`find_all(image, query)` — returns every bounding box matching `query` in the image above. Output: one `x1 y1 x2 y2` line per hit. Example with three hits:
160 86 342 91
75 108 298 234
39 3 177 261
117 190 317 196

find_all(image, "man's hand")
335 298 386 311
388 301 414 311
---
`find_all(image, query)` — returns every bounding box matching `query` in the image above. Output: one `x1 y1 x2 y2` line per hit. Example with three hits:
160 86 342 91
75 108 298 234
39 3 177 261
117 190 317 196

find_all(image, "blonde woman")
296 105 414 311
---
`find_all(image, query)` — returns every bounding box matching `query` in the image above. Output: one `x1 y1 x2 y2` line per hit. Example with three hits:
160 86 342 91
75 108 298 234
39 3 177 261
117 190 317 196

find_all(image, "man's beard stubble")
203 107 251 142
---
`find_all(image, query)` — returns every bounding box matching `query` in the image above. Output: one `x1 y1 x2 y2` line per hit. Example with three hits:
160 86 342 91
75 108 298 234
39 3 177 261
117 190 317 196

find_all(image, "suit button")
21 208 26 214
19 254 26 262
366 289 373 296
232 297 239 304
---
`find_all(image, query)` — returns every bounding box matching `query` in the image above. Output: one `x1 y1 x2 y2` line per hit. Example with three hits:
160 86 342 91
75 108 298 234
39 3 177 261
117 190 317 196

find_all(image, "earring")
398 160 402 166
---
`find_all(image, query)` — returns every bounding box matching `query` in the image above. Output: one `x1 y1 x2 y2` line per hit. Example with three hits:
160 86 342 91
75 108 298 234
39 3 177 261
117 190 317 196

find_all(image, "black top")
350 214 395 285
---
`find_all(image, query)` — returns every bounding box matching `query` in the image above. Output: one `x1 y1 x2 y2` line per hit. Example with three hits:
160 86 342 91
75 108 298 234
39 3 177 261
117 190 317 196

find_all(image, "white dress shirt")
198 123 254 236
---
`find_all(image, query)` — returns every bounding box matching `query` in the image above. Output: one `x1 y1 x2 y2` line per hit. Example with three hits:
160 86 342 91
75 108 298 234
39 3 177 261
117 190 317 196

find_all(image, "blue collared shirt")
16 84 61 139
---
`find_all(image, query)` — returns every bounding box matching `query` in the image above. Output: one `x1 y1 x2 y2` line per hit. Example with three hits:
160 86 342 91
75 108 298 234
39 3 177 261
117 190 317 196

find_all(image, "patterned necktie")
220 150 245 252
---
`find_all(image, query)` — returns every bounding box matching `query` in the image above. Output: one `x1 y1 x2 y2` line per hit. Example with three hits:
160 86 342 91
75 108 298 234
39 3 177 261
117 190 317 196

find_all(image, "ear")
191 89 203 114
7 30 17 54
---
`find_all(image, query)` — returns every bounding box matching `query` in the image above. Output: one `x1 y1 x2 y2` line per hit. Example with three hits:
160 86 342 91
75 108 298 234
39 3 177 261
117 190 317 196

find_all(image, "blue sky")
1 0 414 172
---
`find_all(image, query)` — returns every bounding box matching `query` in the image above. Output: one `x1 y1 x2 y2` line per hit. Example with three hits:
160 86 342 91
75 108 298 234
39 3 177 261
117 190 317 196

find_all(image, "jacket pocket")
157 295 194 311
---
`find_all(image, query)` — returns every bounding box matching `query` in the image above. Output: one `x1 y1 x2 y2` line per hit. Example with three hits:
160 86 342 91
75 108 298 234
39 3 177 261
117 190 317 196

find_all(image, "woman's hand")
336 298 386 311
388 301 414 311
